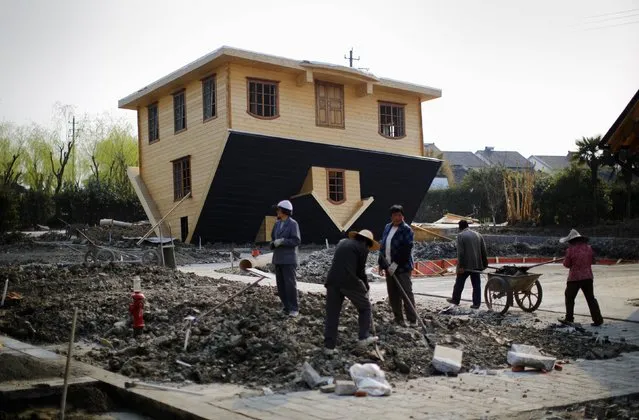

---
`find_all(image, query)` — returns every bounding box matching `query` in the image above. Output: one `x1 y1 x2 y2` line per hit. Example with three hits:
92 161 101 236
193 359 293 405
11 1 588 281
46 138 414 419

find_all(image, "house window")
172 156 191 201
327 169 345 204
173 90 186 132
379 102 405 138
247 79 278 119
316 81 344 128
202 76 216 121
148 103 159 143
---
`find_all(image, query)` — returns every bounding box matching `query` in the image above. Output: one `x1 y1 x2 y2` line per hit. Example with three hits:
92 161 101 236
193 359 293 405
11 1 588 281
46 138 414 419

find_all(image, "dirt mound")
0 353 63 381
0 263 636 391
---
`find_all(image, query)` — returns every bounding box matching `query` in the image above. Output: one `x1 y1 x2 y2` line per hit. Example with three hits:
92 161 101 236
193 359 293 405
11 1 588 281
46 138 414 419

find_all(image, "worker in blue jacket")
270 200 301 317
378 204 417 327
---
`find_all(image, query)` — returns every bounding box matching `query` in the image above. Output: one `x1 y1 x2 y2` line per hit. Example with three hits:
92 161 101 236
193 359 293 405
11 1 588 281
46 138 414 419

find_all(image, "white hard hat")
277 200 293 212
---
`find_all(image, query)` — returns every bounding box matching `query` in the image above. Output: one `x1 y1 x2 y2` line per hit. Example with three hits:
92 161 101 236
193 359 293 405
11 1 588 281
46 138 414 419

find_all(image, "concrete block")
320 383 336 393
431 345 463 374
335 380 357 396
507 344 556 371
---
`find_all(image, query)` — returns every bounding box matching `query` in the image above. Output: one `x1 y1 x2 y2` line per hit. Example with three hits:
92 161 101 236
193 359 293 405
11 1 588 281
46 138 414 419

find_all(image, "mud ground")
0 262 636 393
502 394 639 419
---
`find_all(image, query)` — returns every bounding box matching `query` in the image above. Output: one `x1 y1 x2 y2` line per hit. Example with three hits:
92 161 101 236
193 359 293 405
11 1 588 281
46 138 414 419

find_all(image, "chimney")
484 147 494 153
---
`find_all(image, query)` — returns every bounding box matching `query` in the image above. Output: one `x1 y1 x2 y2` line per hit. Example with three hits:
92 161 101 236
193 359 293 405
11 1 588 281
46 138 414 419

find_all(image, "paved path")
3 334 638 420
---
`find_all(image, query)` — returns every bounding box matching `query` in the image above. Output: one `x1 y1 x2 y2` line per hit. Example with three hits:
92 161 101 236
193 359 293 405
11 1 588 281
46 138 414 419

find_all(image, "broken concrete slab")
335 380 357 396
431 345 463 374
507 344 556 371
301 361 329 389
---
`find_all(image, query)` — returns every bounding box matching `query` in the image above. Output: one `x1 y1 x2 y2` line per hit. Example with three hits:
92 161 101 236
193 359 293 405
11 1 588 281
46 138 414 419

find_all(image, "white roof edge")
378 78 442 99
119 46 442 108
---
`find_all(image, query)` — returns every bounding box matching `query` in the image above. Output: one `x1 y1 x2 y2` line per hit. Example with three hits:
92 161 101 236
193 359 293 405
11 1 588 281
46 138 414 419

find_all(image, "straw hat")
348 229 381 251
559 229 587 244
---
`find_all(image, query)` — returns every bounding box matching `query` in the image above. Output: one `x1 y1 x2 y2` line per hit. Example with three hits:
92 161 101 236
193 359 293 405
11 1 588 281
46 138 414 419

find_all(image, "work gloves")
388 262 398 276
273 239 284 247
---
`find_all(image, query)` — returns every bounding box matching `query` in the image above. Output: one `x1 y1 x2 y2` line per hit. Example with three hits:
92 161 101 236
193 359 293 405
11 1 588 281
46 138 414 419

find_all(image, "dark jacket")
456 228 488 271
270 217 301 265
378 221 414 273
325 238 370 291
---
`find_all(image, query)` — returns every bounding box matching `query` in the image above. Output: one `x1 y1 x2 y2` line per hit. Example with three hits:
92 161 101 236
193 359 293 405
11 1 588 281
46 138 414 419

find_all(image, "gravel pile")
0 263 636 392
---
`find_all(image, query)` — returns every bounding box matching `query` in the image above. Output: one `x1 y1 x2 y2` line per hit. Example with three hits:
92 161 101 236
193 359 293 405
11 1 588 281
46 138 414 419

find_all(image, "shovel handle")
380 256 434 348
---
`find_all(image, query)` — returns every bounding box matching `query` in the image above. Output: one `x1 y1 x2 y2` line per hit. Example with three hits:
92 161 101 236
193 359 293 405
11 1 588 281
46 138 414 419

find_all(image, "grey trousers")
385 271 417 323
275 264 298 313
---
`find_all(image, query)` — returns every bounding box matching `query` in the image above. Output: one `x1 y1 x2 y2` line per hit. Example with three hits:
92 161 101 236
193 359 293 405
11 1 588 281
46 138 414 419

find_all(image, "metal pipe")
239 252 273 270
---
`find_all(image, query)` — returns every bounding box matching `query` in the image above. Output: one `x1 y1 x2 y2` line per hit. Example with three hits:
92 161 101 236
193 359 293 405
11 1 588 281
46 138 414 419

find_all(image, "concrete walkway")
2 334 638 420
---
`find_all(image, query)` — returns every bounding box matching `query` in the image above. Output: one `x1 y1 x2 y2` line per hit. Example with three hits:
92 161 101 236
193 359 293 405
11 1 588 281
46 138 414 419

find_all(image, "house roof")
442 151 488 168
475 149 531 169
529 155 572 171
119 46 442 109
599 89 639 154
424 143 442 155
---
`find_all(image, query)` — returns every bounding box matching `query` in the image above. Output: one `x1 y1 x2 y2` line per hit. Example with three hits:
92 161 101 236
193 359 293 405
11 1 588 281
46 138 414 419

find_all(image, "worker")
378 204 417 327
558 229 603 327
270 200 301 317
324 229 380 355
447 220 488 309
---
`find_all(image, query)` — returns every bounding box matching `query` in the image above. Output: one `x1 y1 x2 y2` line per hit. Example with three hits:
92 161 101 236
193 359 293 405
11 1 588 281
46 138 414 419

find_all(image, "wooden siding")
137 66 229 243
229 63 423 156
310 167 362 226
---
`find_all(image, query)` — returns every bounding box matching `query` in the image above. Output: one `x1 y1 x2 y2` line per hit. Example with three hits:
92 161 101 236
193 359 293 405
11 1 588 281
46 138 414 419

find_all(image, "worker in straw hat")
558 229 604 327
323 229 381 355
270 200 301 317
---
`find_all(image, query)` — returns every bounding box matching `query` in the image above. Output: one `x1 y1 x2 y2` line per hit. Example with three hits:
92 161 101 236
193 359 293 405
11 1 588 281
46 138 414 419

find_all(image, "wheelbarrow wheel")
96 249 116 262
84 250 96 263
515 280 543 312
484 276 513 315
142 249 161 266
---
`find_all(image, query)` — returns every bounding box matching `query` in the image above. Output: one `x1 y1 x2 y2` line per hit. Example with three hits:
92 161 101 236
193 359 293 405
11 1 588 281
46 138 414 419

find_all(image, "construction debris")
334 380 357 396
431 345 463 374
0 263 637 392
507 344 556 371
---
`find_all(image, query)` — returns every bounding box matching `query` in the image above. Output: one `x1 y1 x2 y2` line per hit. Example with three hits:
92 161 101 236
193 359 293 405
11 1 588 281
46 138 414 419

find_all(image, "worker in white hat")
270 200 301 317
558 229 603 326
323 229 380 355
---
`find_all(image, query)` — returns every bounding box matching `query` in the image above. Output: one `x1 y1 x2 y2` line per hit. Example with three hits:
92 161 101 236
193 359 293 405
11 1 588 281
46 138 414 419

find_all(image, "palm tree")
572 135 604 223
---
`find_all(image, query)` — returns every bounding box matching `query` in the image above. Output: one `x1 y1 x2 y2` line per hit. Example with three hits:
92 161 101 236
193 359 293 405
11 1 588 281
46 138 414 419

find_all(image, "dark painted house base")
192 131 441 244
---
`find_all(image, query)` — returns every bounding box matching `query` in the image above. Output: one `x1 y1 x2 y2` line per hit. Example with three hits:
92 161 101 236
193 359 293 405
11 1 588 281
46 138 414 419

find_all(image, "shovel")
380 256 435 349
369 298 385 362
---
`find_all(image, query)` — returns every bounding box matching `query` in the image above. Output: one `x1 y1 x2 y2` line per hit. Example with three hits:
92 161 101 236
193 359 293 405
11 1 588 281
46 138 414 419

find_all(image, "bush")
536 166 611 226
19 190 54 229
0 185 20 232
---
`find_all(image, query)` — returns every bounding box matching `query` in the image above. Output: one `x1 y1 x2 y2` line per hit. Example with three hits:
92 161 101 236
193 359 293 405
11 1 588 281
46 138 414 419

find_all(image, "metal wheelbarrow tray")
484 271 543 315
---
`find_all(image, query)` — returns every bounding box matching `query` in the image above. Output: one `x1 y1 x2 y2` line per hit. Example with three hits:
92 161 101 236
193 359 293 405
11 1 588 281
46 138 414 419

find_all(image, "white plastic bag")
348 363 392 396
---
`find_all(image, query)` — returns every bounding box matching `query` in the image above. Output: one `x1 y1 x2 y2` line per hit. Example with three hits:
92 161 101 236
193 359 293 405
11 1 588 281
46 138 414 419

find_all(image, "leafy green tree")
537 165 611 226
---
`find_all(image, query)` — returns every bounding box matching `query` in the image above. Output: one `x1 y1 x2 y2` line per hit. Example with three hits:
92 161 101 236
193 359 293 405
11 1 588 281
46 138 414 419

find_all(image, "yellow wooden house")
119 46 442 244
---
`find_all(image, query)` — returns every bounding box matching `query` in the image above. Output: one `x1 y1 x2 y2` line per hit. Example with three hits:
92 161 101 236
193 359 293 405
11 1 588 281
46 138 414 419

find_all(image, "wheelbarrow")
484 271 543 315
483 258 563 315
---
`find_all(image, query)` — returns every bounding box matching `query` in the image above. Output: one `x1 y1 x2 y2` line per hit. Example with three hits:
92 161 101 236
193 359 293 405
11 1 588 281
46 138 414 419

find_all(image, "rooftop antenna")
344 48 360 68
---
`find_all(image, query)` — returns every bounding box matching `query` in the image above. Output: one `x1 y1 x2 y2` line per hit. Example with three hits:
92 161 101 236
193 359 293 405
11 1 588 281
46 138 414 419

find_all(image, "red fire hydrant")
129 291 145 333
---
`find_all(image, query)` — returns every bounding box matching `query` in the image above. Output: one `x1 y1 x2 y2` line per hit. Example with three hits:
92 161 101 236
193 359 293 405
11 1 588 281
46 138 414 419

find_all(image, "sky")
1 0 638 157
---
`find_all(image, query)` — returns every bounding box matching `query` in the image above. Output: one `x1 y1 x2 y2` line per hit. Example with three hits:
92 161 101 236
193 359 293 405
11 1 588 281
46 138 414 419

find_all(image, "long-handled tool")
125 381 203 396
486 257 565 273
183 268 274 350
369 298 384 362
380 256 434 348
